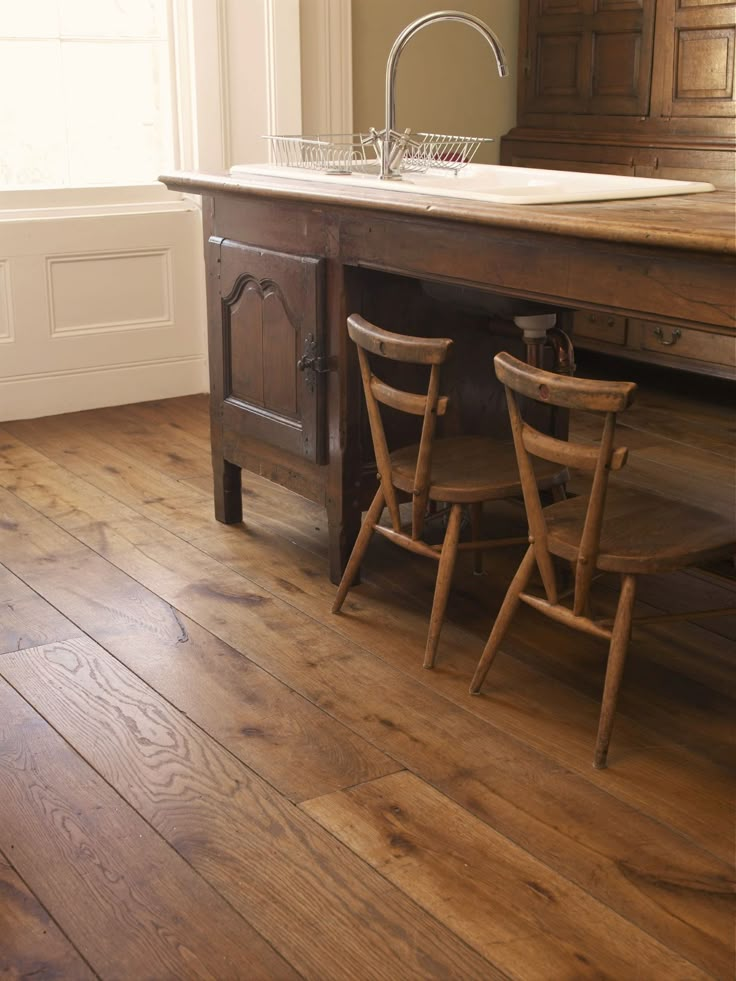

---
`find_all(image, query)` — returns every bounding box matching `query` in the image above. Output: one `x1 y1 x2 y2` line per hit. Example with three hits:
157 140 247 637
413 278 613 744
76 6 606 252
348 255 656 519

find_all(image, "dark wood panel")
0 850 95 981
336 211 735 330
0 637 498 981
0 675 298 981
523 0 655 114
658 0 736 117
218 239 326 464
229 283 265 404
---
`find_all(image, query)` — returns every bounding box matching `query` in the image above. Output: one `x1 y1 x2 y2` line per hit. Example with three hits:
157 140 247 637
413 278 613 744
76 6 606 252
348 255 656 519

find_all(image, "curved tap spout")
381 10 509 179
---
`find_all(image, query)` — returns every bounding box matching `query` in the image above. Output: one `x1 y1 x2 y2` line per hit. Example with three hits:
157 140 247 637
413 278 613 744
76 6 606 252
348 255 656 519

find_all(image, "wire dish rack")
266 134 371 174
403 133 494 172
264 132 493 175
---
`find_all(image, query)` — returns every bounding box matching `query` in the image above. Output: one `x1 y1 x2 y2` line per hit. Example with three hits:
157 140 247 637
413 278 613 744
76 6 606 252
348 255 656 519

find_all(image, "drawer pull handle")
653 326 681 347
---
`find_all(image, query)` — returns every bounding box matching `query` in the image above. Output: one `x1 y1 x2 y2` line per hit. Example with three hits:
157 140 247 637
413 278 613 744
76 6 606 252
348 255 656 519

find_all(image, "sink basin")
229 162 715 205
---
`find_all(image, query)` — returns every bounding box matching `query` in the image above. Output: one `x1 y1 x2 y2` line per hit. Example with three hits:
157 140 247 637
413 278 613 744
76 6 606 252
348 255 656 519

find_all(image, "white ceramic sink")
230 162 715 205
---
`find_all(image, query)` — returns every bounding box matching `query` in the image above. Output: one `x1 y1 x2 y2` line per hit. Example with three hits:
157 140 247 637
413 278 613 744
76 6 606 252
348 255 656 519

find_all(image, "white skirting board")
0 355 208 422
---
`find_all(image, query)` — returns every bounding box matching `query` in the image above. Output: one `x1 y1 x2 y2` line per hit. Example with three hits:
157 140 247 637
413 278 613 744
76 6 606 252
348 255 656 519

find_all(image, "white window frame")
0 0 311 218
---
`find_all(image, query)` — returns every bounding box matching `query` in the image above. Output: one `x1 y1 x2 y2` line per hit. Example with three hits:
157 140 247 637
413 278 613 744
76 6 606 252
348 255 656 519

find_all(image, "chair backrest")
494 351 637 615
347 313 453 540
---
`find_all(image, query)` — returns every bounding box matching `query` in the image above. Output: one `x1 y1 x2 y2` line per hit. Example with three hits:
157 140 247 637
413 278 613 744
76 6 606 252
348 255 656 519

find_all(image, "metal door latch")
297 333 329 390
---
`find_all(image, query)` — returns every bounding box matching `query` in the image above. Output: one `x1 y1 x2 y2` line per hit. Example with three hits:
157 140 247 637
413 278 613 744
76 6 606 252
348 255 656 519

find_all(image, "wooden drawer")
573 311 627 345
629 319 736 370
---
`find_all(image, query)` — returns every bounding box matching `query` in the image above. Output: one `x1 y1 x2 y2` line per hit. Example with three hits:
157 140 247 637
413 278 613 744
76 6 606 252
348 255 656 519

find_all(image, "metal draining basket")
264 131 493 175
403 133 494 172
265 134 373 174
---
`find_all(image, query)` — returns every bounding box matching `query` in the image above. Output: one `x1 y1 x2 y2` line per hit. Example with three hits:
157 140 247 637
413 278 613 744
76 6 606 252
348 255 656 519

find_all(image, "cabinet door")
522 0 656 115
652 0 736 120
216 239 326 464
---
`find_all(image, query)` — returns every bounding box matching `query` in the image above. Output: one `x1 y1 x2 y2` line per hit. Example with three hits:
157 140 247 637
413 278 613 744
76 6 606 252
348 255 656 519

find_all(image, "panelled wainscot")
162 169 735 581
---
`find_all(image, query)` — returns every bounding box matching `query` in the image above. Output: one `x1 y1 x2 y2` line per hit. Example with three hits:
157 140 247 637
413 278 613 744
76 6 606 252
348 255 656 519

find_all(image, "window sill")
0 183 196 221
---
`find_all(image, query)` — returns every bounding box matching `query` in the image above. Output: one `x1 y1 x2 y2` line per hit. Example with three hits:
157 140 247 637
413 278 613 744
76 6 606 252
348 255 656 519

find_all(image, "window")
0 0 174 189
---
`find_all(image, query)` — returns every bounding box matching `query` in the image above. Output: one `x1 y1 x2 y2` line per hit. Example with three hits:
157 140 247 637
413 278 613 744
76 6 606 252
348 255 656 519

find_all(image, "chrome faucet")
380 10 508 180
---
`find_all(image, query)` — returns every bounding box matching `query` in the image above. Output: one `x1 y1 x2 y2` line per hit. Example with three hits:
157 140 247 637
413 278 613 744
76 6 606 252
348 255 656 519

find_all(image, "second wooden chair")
470 352 736 767
332 314 566 668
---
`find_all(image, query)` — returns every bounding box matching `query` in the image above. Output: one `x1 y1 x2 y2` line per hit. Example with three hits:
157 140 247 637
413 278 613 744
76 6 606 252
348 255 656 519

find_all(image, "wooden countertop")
161 169 736 257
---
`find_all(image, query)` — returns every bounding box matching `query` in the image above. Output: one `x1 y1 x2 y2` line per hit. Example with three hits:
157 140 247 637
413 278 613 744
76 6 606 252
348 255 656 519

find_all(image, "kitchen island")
161 168 735 581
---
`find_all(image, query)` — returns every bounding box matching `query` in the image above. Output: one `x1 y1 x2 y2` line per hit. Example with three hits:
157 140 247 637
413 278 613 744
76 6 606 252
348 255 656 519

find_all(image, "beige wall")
351 1 518 164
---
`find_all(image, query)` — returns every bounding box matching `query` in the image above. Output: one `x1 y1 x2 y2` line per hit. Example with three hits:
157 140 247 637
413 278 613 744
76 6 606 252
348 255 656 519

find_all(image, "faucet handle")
365 127 421 177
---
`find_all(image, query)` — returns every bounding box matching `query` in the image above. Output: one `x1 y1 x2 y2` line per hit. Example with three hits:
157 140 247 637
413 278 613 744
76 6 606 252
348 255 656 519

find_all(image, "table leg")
213 457 243 524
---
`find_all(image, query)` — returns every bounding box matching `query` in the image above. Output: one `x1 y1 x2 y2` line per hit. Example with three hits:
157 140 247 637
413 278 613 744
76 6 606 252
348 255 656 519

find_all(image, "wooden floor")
1 356 734 980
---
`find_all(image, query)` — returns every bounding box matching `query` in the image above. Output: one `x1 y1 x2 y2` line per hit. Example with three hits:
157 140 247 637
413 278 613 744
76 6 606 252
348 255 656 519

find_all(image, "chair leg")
470 502 484 575
331 487 385 614
424 503 464 669
594 573 636 769
469 544 536 693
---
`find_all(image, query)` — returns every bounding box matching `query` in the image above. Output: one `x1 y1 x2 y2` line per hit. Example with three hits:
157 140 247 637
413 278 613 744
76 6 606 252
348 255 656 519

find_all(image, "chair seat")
544 484 735 573
390 436 566 504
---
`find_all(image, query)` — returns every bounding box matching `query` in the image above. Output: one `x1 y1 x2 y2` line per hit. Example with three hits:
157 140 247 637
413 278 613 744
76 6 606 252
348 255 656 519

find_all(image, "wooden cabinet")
505 0 736 376
212 238 326 465
503 0 736 188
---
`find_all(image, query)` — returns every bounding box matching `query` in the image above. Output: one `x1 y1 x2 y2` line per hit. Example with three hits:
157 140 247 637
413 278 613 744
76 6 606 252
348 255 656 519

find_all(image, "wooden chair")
332 315 566 668
470 352 736 768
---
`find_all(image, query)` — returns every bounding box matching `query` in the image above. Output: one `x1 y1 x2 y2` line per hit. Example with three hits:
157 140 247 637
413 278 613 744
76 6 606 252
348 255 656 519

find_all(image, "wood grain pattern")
0 677 298 981
0 638 498 981
0 430 731 849
302 770 709 980
161 171 736 255
0 850 95 981
1 389 734 980
0 462 397 804
0 564 81 656
0 489 732 977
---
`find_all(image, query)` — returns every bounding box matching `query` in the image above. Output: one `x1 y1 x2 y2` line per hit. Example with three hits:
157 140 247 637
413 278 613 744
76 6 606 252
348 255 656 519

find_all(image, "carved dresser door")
213 238 326 464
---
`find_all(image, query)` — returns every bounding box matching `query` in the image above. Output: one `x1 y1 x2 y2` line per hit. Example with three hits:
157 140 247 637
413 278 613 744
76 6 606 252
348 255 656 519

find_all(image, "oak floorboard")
603 401 736 458
0 490 397 804
0 677 298 981
0 492 732 977
120 394 213 444
83 510 736 852
0 850 95 981
1 637 499 981
64 402 212 480
568 459 734 521
183 470 330 550
2 419 328 552
8 411 731 710
0 563 81 656
0 429 730 829
362 517 736 697
572 413 736 483
573 353 736 449
302 770 709 981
